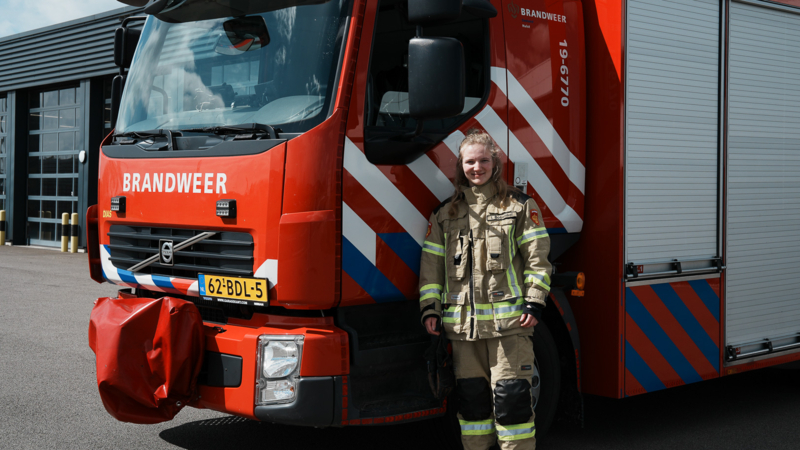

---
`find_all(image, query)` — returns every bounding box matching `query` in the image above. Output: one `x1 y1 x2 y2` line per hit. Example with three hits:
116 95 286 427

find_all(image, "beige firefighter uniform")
419 182 552 450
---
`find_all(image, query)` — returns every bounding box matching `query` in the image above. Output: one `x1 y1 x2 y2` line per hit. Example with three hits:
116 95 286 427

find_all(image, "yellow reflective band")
496 422 536 441
525 276 551 292
423 247 445 257
459 419 495 435
473 303 494 321
495 310 523 319
523 271 551 285
505 224 522 298
424 240 444 250
442 305 463 323
443 233 449 291
420 284 443 302
421 284 443 292
517 227 549 245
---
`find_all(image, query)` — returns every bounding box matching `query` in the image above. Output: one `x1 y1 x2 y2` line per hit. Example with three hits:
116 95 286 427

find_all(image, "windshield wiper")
113 129 179 151
181 123 279 140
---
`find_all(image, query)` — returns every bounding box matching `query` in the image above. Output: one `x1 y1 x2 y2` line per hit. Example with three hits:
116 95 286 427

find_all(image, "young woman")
419 130 552 450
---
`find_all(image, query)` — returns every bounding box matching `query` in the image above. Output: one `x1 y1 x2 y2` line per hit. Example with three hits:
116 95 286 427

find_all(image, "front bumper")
254 377 335 427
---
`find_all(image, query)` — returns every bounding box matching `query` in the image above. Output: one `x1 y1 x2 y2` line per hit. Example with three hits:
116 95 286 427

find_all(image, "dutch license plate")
198 274 268 306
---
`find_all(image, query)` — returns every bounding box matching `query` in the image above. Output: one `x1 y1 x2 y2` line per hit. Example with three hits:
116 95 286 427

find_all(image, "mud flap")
88 296 205 424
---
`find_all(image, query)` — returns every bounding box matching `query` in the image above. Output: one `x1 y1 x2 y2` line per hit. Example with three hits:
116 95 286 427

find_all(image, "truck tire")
427 321 561 449
531 320 561 439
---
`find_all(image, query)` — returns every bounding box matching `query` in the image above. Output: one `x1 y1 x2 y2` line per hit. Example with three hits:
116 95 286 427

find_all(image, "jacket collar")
464 182 497 205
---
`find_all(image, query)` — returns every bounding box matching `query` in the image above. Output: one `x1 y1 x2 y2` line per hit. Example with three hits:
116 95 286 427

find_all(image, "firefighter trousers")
452 335 536 450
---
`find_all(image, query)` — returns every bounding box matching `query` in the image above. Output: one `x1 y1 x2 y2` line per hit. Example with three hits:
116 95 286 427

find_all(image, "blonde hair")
448 129 510 217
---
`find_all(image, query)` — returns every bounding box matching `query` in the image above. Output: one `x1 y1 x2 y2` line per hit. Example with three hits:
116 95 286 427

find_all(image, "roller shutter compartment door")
727 1 800 353
625 0 721 276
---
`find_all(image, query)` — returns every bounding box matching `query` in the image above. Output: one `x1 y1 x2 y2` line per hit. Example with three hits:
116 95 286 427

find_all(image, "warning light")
576 272 586 290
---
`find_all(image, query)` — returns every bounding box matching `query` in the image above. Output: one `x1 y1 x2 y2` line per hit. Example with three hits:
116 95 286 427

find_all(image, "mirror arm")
151 85 170 114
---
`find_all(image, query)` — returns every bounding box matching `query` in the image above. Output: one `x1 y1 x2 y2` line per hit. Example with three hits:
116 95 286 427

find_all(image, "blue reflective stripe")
378 232 422 275
343 237 406 302
626 289 702 384
625 341 665 393
688 279 720 322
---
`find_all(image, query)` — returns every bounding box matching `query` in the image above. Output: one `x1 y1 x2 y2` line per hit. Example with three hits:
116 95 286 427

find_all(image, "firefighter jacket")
419 182 552 341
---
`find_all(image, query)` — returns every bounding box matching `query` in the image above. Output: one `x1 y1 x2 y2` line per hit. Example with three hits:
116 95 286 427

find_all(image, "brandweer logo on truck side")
122 173 228 194
507 0 568 23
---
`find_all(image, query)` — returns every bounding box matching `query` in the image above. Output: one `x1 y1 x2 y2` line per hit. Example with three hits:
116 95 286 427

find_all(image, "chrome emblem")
159 240 174 266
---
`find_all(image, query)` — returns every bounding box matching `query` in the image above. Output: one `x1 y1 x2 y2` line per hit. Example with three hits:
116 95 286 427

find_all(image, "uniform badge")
530 210 540 226
426 222 432 238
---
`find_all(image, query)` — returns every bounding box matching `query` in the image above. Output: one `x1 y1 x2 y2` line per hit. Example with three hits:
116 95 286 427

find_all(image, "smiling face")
461 143 495 186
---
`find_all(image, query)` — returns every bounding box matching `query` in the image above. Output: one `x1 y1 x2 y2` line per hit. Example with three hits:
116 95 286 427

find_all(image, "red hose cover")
88 296 205 424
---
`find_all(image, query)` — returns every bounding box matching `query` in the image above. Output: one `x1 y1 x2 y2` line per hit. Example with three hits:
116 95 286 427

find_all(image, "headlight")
263 341 298 378
256 335 304 406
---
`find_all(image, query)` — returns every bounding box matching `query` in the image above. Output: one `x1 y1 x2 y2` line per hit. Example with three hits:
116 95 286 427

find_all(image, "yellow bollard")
61 213 69 252
70 213 78 253
0 210 6 246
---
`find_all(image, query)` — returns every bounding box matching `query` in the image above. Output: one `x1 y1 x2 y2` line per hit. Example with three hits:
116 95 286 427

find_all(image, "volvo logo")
159 240 174 266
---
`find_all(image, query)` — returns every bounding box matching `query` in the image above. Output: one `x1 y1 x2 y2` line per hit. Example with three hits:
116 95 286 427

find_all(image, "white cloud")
0 0 125 39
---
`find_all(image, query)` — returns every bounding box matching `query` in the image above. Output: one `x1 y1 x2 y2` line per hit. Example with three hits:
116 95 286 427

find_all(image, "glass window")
116 1 352 136
364 0 488 133
59 109 76 128
43 91 58 108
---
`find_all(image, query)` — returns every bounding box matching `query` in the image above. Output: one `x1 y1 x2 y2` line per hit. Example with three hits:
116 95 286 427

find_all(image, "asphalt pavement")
0 245 798 449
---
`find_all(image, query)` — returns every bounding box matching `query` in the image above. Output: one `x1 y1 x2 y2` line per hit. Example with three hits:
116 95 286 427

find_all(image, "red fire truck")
87 0 800 440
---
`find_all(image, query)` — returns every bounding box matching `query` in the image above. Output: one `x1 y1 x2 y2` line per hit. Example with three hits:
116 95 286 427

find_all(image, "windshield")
116 0 350 134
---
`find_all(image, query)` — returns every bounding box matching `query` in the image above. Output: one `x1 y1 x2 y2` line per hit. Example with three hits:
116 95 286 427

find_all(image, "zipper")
468 229 475 339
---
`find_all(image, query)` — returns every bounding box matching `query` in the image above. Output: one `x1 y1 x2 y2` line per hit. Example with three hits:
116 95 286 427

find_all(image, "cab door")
340 0 507 305
499 0 586 236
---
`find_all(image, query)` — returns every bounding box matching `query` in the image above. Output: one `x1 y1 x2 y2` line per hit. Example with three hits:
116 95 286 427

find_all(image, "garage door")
625 0 721 276
27 84 83 247
727 1 800 355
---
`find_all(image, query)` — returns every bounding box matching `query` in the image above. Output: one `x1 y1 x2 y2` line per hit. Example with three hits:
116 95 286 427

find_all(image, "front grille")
108 225 254 278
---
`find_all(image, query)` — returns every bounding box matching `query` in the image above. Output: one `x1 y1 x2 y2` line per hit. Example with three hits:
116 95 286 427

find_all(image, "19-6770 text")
559 40 569 107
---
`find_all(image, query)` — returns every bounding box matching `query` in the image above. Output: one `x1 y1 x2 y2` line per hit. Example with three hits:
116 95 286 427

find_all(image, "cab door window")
365 0 489 135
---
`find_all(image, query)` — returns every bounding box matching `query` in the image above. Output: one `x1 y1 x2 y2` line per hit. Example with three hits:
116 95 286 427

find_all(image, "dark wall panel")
0 6 144 92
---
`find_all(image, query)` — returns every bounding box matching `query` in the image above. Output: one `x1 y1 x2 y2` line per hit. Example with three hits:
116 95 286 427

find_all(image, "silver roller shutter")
727 1 800 352
625 0 721 276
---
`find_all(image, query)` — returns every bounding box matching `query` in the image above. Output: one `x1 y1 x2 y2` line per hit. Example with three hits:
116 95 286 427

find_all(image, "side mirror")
408 0 462 24
113 26 141 69
110 75 125 130
408 37 465 119
214 16 270 55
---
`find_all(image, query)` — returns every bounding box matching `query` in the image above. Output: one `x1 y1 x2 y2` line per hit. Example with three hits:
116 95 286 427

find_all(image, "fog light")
261 379 296 403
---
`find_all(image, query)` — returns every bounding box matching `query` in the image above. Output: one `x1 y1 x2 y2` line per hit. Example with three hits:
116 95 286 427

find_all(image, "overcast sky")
0 0 126 39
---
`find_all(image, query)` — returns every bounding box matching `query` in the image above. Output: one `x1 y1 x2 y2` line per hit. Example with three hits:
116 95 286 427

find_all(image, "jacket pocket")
488 296 524 332
447 227 469 280
441 291 468 335
485 218 514 273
